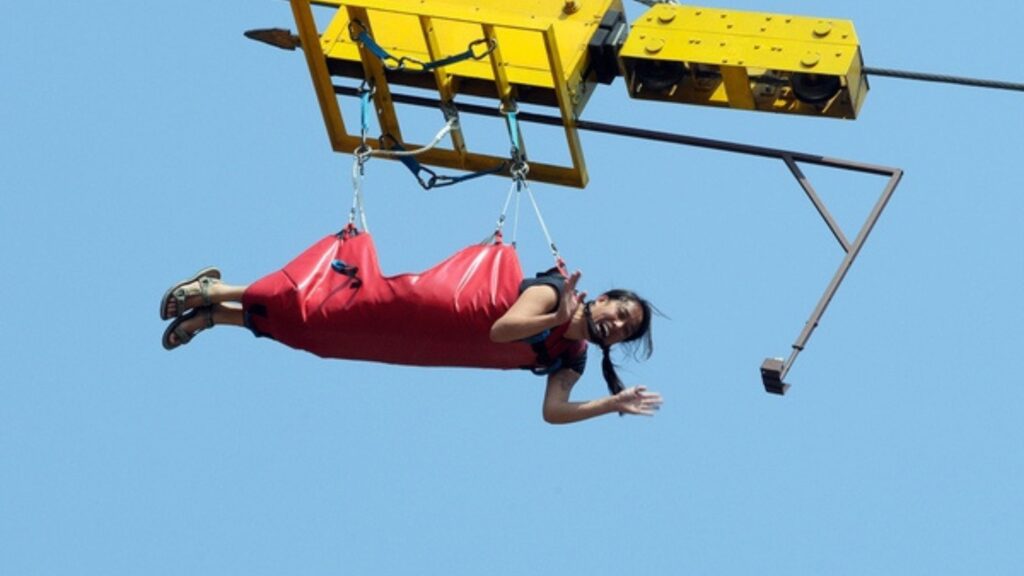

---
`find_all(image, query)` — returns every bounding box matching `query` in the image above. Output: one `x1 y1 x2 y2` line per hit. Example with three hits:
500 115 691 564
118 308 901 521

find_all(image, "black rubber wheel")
791 73 841 104
632 59 686 93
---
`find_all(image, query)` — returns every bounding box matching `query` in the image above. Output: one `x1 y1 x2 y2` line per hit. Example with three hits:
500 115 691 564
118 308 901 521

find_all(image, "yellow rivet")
814 22 832 37
801 51 820 67
644 38 665 54
658 13 676 24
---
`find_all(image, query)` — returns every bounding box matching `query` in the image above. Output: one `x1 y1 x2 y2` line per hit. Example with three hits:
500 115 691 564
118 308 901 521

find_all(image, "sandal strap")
172 323 195 346
198 277 217 307
168 306 214 348
170 276 220 313
202 305 215 329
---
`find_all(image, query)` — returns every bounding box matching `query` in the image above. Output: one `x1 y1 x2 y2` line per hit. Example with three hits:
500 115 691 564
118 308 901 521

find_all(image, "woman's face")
588 295 644 345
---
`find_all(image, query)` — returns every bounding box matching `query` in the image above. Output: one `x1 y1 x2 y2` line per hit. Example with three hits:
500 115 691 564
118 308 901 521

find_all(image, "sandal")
162 306 215 351
159 267 221 320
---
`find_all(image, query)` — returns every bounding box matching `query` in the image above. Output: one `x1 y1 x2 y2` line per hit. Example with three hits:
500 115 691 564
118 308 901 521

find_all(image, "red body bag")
242 230 558 369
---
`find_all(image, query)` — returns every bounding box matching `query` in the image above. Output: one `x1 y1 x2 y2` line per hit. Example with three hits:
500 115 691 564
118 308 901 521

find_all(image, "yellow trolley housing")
620 3 867 119
265 1 867 188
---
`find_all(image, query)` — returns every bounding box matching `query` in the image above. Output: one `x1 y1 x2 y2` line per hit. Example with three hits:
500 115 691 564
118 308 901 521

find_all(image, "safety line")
370 118 458 158
863 67 1024 93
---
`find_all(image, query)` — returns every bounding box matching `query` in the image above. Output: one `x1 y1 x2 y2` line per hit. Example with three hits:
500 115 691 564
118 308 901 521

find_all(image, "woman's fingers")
620 386 663 415
565 271 582 295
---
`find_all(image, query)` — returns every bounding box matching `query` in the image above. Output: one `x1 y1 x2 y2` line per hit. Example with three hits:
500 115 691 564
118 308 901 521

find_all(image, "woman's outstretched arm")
541 369 663 425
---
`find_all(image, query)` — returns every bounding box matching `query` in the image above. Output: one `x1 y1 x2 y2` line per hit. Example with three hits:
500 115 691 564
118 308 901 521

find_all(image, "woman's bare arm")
541 369 663 424
490 271 584 343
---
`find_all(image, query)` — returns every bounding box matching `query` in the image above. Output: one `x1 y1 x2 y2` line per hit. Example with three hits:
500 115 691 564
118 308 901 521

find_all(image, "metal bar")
720 66 755 110
779 168 904 381
347 6 404 143
783 155 851 253
289 0 355 151
332 85 902 177
358 135 580 186
419 15 468 161
481 23 529 162
481 24 513 104
541 25 587 187
309 0 550 32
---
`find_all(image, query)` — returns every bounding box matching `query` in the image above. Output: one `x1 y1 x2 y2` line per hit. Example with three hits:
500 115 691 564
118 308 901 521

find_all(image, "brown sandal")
162 306 215 350
159 267 221 320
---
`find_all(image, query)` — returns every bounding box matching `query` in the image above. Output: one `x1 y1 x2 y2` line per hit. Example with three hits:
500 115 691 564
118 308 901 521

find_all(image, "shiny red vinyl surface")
242 231 544 369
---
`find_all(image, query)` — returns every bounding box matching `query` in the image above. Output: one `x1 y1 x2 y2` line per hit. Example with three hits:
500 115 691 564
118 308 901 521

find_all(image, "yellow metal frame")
620 4 868 119
289 0 594 187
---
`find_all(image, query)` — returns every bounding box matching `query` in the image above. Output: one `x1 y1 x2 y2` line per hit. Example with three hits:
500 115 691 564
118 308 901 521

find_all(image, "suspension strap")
350 149 370 232
521 177 564 271
490 176 526 246
501 102 565 271
348 84 374 232
350 21 495 72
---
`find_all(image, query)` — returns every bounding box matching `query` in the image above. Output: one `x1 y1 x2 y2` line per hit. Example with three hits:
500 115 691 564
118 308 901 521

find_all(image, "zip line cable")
863 67 1024 93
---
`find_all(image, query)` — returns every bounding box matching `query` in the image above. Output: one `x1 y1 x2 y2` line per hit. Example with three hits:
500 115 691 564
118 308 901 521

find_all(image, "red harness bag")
242 229 556 369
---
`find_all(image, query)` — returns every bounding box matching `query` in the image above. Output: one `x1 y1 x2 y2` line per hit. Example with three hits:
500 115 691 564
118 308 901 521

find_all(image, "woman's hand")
554 270 586 324
612 385 663 416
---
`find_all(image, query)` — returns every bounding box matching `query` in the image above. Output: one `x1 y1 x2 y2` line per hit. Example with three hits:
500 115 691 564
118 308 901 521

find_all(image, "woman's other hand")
612 385 663 416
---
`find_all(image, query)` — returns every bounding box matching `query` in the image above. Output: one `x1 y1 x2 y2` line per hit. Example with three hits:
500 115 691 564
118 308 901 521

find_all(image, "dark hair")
593 290 656 395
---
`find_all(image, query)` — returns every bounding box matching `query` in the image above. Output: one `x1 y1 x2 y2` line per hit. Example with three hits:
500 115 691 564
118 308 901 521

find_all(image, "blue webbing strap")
522 330 564 376
354 27 494 72
384 137 504 189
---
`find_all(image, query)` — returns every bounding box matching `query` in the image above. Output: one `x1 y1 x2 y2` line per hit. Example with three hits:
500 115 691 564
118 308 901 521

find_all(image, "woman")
159 235 662 424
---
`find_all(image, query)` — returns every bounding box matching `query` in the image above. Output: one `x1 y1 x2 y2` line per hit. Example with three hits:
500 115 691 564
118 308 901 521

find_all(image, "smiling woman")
157 227 662 424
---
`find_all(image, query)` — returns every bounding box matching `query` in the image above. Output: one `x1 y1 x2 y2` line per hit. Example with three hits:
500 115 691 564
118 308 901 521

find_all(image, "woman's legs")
161 271 252 349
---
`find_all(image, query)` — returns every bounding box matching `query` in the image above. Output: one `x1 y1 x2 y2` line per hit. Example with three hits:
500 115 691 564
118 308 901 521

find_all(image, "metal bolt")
644 38 665 54
801 51 820 67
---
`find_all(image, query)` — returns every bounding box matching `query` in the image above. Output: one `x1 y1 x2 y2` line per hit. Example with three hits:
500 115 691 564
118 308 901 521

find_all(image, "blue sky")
3 1 1023 575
